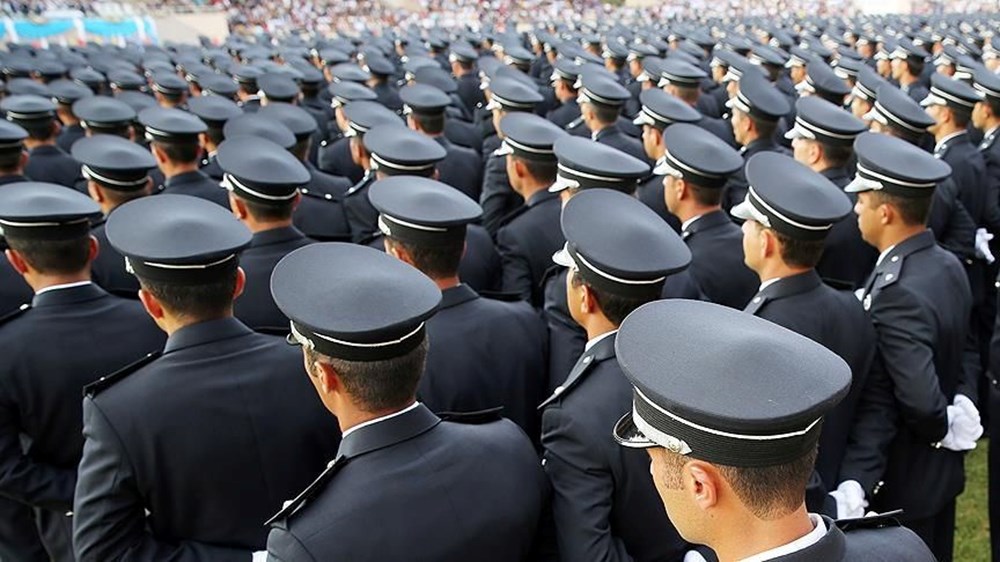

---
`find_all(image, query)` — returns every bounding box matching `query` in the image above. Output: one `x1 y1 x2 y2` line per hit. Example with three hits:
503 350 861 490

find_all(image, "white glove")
252 551 268 562
938 398 983 451
683 551 709 562
976 228 995 264
829 480 867 519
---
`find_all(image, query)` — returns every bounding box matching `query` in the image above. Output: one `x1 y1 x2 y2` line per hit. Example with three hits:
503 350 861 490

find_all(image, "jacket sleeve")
541 405 633 562
838 353 899 495
73 397 252 562
479 156 518 237
266 526 319 562
931 179 976 261
0 379 77 510
496 227 534 302
869 287 950 443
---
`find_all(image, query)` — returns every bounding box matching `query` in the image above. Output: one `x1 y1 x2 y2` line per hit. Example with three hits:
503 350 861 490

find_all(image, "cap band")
288 319 427 362
222 173 299 203
125 253 239 284
82 165 150 190
370 152 437 173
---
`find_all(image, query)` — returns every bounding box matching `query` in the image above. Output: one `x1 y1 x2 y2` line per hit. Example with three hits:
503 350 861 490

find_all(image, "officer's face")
741 219 763 273
662 174 679 214
491 108 505 137
850 96 871 121
924 103 946 134
973 101 989 130
854 191 882 245
936 64 955 78
731 109 749 146
789 65 806 85
890 58 905 79
791 137 814 166
986 57 1000 73
726 79 739 98
711 66 725 83
647 448 700 541
641 125 661 159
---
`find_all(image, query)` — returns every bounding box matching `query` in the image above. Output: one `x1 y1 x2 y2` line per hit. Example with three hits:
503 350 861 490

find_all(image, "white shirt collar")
876 243 898 267
584 329 617 352
934 130 966 152
739 514 827 562
986 126 1000 139
681 214 704 233
341 401 420 440
34 280 92 296
758 277 782 292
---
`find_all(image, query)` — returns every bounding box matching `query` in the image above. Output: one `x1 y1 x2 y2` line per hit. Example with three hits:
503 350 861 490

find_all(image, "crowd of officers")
0 9 998 562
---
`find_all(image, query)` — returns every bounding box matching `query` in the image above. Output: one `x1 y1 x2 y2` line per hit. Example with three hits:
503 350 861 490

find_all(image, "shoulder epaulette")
872 254 904 293
254 326 292 337
83 350 162 397
477 290 524 303
299 188 339 203
0 303 31 326
266 455 349 527
437 406 505 424
835 509 904 533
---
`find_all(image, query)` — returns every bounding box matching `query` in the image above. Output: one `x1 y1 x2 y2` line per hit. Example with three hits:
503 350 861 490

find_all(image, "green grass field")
957 439 990 561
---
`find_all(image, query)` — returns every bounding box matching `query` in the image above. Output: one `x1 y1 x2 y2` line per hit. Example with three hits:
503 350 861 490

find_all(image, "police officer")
2 95 84 190
0 183 164 561
217 136 314 331
661 123 757 308
187 95 243 181
72 194 340 561
540 188 690 561
847 132 979 561
657 58 721 119
265 243 549 561
150 71 190 109
724 70 791 211
613 299 936 561
0 121 33 318
890 39 930 103
73 96 137 140
546 58 585 131
51 79 93 152
400 84 483 200
786 96 876 289
317 82 378 183
72 135 157 298
139 107 229 207
576 71 648 163
450 43 484 115
732 152 877 514
371 176 545 439
796 61 852 107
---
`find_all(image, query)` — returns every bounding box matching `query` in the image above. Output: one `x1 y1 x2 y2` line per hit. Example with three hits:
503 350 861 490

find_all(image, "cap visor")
784 125 808 140
485 99 501 110
730 199 756 222
552 245 575 268
613 412 658 449
845 176 880 193
722 70 738 82
494 141 514 156
548 175 579 193
633 112 655 127
653 157 679 176
657 77 669 88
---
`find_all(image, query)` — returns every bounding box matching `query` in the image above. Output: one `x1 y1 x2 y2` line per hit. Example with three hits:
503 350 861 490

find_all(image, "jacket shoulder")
83 350 162 397
0 303 31 327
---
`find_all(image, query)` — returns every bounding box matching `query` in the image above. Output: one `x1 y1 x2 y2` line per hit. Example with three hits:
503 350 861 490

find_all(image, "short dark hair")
570 268 654 326
818 142 853 169
411 112 445 135
883 122 926 146
771 228 826 268
591 103 621 125
307 336 428 412
512 155 558 184
205 126 225 147
95 182 150 208
240 196 296 222
7 235 90 274
871 190 933 226
687 181 723 207
88 123 132 138
672 84 700 104
386 236 463 279
0 149 22 172
986 97 1000 118
290 137 311 162
139 267 238 319
750 116 778 142
153 139 200 164
950 107 971 128
905 59 924 78
23 120 56 141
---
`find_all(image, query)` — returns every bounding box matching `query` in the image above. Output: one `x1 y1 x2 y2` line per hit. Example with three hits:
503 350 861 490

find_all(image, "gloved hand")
938 398 982 451
252 551 268 562
829 480 867 519
683 551 709 562
976 228 995 263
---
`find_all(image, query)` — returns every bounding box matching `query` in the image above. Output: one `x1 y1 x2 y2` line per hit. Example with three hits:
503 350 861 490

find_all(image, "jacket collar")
593 125 621 142
527 187 559 207
337 402 441 459
439 283 479 310
819 166 850 186
251 225 308 248
163 316 253 354
684 208 731 236
881 229 936 264
741 137 777 156
29 144 65 156
744 270 823 315
32 282 107 307
165 169 211 188
769 516 846 561
539 331 617 409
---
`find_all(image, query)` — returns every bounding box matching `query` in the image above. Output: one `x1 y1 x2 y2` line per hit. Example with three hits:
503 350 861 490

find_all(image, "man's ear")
229 193 248 220
150 142 167 166
675 178 689 201
315 360 341 395
809 141 824 167
87 181 105 204
88 234 99 263
5 248 28 275
684 460 721 512
233 266 246 300
138 287 165 321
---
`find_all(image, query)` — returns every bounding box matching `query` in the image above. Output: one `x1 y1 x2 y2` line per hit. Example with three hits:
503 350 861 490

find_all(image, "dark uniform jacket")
723 137 789 212
496 189 565 307
546 100 582 130
0 176 34 315
91 214 140 298
0 284 164 561
902 82 930 104
936 131 992 230
73 317 341 561
479 150 522 237
683 209 758 309
234 226 313 331
343 171 378 244
422 284 547 440
160 169 230 208
815 167 878 289
744 271 877 510
592 124 648 165
434 136 482 201
741 515 935 561
317 136 365 185
636 173 681 231
456 73 485 116
56 124 85 153
444 118 482 153
264 404 548 562
200 153 224 181
292 162 353 242
927 177 977 262
25 145 83 190
855 231 974 521
540 333 687 562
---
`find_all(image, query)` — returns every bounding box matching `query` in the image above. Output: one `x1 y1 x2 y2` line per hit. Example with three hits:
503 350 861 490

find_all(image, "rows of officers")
0 9 998 562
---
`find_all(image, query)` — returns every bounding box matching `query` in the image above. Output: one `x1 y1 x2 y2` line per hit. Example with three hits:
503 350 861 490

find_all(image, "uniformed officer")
370 176 545 439
545 58 585 130
848 66 888 122
187 95 243 181
890 38 930 103
346 123 445 245
338 101 404 242
732 152 877 514
365 55 403 112
493 113 568 306
613 299 936 561
846 132 979 561
72 194 340 561
723 70 791 211
480 74 545 236
540 188 690 561
657 57 720 119
216 136 314 331
72 135 157 298
785 96 876 289
51 79 93 152
73 96 137 139
400 83 483 200
450 43 484 115
0 120 34 318
661 122 757 308
576 70 648 163
150 71 190 109
257 73 301 107
138 107 229 207
317 81 378 184
0 183 164 561
633 88 701 227
2 95 83 189
265 243 549 561
796 61 852 107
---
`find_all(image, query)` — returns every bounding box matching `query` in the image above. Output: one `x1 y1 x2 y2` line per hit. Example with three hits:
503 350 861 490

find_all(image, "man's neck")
27 272 91 294
243 217 294 234
877 225 926 254
431 276 460 291
741 132 763 149
517 177 551 202
24 138 55 150
898 73 918 87
161 311 232 337
811 160 836 174
711 506 814 562
337 401 416 436
674 203 720 225
584 317 618 344
649 144 666 162
934 125 964 142
590 121 614 136
753 260 811 286
983 120 1000 135
162 163 199 179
